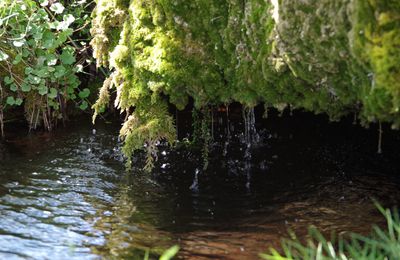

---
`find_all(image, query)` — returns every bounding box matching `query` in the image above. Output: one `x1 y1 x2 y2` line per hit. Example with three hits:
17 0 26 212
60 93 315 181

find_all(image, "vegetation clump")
262 205 400 260
87 0 399 169
0 0 93 133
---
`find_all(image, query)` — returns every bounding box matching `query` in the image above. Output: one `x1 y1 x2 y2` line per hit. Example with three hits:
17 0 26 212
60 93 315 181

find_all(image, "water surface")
1 110 400 259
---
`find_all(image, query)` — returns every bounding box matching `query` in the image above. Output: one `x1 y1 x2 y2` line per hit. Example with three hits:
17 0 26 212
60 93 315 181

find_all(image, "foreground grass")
142 245 179 260
261 204 400 260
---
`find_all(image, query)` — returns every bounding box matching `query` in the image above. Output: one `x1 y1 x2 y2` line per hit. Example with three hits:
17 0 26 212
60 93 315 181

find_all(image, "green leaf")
25 67 33 75
57 29 73 45
6 96 15 106
46 54 57 66
21 83 31 92
42 31 56 49
12 54 22 65
0 50 9 61
10 83 17 92
78 88 90 99
54 65 66 78
27 39 37 48
79 101 88 110
48 88 58 99
38 85 48 95
67 75 80 88
22 49 30 58
66 85 75 94
15 98 23 106
4 76 13 85
34 31 44 40
48 99 60 110
29 76 41 85
50 3 65 14
34 67 49 78
37 56 46 66
31 25 44 40
60 49 75 65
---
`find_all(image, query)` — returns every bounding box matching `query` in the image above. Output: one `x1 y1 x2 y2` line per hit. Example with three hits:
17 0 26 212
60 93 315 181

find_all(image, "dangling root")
377 122 383 154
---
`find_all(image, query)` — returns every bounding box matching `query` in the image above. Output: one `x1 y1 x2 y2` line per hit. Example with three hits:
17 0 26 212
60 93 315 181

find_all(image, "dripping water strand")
223 105 230 157
242 107 260 191
243 107 259 148
190 168 200 192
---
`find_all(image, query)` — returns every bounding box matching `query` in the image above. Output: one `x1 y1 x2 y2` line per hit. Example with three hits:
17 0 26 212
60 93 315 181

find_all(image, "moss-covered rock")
91 0 400 168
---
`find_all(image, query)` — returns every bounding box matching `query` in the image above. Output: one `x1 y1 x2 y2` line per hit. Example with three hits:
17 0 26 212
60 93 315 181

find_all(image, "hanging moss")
351 0 400 126
91 0 400 169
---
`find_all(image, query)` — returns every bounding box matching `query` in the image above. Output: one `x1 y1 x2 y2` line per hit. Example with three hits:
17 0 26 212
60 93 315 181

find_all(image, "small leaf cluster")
0 0 92 129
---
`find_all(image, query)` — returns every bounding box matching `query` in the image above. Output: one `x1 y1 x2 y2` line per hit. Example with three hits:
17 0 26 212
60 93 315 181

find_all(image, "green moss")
90 0 129 67
351 0 400 126
91 0 400 169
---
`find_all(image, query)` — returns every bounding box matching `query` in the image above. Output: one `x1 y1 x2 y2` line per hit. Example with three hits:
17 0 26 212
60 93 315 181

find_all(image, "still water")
1 109 400 259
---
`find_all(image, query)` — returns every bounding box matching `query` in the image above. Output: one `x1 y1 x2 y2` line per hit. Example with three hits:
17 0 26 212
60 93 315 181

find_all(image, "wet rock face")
91 0 400 161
